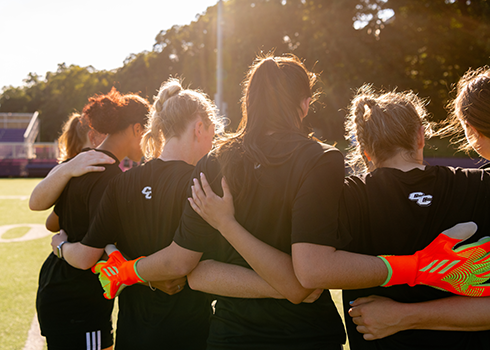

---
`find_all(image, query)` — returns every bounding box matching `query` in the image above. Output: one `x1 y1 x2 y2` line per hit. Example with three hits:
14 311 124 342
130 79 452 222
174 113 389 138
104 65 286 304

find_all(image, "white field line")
0 224 51 243
23 314 45 350
0 195 29 200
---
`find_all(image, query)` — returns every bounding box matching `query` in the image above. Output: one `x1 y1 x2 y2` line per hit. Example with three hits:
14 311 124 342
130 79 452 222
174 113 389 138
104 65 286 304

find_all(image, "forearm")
217 219 314 304
187 259 283 299
29 163 72 210
136 241 203 281
293 243 387 290
401 296 490 331
62 242 104 270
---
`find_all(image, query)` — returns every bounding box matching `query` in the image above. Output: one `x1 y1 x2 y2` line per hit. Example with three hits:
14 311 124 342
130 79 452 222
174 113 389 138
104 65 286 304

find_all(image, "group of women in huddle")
29 54 490 350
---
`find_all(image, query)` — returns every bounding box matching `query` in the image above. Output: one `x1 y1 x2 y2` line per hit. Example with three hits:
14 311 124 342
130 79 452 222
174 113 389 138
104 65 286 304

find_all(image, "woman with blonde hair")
347 68 490 345
57 112 106 162
52 78 221 349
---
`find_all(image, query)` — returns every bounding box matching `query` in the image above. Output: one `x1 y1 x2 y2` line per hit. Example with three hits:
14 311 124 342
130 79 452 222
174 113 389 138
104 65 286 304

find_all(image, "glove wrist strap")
133 257 147 283
378 254 418 287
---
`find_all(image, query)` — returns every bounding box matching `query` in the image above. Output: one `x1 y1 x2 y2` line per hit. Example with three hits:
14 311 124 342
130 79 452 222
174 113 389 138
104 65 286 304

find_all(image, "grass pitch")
0 179 51 350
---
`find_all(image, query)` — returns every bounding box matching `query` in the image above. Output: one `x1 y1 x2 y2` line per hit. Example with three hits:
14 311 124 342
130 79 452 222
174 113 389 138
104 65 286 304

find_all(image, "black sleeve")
173 156 222 254
82 175 123 248
291 150 350 247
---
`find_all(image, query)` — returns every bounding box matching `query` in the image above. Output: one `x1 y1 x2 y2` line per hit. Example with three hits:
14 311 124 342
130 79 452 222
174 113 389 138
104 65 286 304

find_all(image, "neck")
97 132 128 162
159 135 197 166
374 149 425 172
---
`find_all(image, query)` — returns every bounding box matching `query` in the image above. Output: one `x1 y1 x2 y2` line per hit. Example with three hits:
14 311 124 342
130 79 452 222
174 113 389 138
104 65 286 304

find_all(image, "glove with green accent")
92 245 146 299
379 222 490 297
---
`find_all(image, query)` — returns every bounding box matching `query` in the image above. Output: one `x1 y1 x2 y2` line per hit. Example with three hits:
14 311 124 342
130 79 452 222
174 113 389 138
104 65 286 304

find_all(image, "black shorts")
45 326 113 350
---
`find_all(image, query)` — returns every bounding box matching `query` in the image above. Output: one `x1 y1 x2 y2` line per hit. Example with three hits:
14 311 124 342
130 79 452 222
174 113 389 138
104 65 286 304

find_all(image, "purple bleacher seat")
0 128 25 143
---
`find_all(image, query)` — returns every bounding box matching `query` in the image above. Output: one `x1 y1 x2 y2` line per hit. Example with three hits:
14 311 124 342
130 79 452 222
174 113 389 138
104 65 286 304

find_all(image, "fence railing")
0 142 57 160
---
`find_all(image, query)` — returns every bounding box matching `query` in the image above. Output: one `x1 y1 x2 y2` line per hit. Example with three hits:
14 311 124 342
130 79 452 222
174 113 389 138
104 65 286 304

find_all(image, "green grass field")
0 178 349 350
0 179 50 350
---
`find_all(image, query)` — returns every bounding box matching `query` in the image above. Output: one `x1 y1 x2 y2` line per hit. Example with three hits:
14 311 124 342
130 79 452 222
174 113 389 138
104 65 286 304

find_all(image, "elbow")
162 259 197 280
77 261 95 271
286 293 306 305
68 259 94 271
29 197 51 211
29 197 42 211
295 268 320 290
186 273 198 291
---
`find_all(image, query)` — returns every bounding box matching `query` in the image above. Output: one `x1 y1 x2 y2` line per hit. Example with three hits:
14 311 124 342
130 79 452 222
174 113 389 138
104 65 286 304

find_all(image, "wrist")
133 257 147 283
216 216 240 236
57 241 67 259
378 254 418 287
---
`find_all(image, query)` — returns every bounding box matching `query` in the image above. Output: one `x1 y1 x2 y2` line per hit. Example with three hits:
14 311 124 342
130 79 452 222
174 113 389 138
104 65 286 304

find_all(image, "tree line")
1 0 489 143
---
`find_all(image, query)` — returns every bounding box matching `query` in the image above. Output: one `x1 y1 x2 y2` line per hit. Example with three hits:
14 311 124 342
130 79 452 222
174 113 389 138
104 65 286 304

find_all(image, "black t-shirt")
36 150 119 335
337 166 490 350
173 133 348 349
82 159 211 349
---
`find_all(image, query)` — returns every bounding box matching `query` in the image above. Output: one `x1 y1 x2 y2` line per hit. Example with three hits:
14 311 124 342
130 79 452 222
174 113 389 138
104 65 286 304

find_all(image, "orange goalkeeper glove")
92 246 146 299
379 222 490 297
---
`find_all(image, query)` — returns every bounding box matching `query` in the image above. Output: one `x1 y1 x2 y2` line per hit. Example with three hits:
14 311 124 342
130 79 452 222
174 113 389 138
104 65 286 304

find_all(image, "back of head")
141 78 219 159
240 54 317 142
346 85 432 173
82 87 150 135
57 112 90 162
216 53 318 202
441 67 490 152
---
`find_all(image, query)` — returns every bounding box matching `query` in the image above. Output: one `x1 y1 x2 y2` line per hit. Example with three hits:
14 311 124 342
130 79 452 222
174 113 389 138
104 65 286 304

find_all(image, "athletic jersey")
336 165 490 350
81 159 212 350
173 132 348 350
36 149 119 335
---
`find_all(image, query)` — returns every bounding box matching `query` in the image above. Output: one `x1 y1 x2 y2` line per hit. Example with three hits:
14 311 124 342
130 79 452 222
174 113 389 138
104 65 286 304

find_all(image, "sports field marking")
0 195 30 200
0 224 51 243
23 315 44 350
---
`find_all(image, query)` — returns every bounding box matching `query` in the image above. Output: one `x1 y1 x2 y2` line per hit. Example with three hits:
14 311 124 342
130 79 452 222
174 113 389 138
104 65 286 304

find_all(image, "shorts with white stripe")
45 327 113 350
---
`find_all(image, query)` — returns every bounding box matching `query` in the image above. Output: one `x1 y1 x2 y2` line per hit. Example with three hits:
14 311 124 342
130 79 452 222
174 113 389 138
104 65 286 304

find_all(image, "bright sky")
0 0 219 89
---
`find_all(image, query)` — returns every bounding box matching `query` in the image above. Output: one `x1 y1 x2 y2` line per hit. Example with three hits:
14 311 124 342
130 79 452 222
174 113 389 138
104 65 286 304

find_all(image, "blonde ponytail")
141 78 221 160
345 84 433 174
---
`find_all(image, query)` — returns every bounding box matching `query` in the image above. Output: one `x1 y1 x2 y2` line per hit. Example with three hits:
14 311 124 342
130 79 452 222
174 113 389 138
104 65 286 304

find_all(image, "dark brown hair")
82 87 150 134
215 53 318 201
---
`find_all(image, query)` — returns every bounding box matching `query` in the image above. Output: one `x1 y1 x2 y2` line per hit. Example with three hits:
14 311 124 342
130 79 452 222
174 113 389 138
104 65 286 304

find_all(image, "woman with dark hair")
36 87 150 350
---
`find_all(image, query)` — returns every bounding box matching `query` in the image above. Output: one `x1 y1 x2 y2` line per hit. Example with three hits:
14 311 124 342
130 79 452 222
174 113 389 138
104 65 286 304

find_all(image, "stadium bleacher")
0 113 57 177
0 128 25 143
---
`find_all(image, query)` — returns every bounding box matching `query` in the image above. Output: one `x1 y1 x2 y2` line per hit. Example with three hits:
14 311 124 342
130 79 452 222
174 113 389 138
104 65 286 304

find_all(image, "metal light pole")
216 0 224 117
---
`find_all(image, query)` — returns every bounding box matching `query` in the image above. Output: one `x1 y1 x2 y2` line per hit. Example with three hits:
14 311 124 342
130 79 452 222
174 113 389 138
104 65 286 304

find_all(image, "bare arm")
348 295 490 340
187 259 284 298
293 222 480 291
45 211 60 232
292 242 387 290
52 233 188 296
136 241 203 281
188 259 323 302
189 174 316 304
51 230 104 270
29 150 114 211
